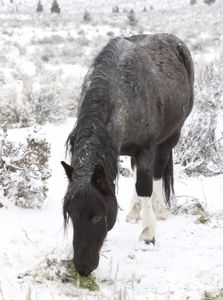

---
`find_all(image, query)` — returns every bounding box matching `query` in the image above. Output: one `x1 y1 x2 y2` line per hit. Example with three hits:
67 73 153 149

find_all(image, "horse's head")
62 161 117 276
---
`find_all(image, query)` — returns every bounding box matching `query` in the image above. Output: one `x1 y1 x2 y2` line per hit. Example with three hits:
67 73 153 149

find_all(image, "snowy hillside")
0 0 210 13
0 0 223 299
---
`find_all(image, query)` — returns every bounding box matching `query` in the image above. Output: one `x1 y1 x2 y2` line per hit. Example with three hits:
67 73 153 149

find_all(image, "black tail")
163 151 174 207
176 41 194 112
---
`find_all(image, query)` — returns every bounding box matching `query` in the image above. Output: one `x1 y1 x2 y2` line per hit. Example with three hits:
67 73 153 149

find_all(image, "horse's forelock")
63 207 69 230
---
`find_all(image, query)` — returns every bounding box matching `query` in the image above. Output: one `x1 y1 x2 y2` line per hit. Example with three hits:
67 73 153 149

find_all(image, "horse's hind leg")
152 178 167 220
153 132 181 218
126 158 165 222
126 174 165 223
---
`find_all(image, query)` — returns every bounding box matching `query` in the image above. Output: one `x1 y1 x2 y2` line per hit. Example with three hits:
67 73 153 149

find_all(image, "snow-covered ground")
1 121 223 300
1 0 223 299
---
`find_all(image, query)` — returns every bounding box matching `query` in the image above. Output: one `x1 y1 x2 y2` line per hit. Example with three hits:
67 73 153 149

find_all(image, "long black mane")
64 40 121 225
66 38 123 178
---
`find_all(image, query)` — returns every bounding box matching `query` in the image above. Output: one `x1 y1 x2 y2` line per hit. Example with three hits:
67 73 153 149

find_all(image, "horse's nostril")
78 271 91 277
74 261 92 277
74 256 99 277
76 268 91 277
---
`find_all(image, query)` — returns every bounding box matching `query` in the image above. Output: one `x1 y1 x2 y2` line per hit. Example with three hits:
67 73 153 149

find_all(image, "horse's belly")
119 127 153 156
158 90 192 143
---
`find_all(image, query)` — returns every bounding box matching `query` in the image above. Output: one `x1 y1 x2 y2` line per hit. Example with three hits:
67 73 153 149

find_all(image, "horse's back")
79 34 194 151
105 34 194 147
127 33 194 93
129 34 194 140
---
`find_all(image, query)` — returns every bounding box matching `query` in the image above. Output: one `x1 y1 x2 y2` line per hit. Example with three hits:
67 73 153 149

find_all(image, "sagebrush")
0 123 51 208
175 62 223 176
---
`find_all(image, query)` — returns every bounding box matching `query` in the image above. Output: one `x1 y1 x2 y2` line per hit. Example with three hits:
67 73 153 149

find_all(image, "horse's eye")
91 215 102 224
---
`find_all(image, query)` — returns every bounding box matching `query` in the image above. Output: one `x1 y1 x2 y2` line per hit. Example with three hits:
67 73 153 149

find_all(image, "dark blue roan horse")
61 34 194 276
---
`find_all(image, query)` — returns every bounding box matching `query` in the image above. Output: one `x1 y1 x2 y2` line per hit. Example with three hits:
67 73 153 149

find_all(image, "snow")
1 121 223 300
1 0 223 299
0 0 204 14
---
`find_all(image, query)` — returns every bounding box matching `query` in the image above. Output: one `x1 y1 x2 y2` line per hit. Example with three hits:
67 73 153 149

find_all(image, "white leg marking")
126 186 142 222
139 196 156 244
152 178 168 220
126 167 141 222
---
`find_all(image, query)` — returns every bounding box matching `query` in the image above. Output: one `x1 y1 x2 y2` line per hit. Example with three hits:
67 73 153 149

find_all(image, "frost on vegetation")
36 0 43 13
173 196 207 216
32 259 99 291
83 10 91 23
119 157 132 177
202 288 223 300
0 89 64 127
204 0 216 5
36 34 66 45
127 9 138 27
0 123 51 208
51 0 61 14
24 93 62 125
175 63 223 176
112 6 120 13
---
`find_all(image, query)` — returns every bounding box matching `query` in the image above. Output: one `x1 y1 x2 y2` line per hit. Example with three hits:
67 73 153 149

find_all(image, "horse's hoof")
145 237 155 246
139 227 155 245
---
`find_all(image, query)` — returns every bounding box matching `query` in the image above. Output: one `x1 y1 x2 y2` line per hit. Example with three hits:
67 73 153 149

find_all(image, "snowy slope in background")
0 0 222 130
0 0 207 14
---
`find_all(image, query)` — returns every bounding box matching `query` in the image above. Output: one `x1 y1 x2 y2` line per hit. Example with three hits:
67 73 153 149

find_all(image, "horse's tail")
177 43 194 84
163 150 174 207
176 41 194 111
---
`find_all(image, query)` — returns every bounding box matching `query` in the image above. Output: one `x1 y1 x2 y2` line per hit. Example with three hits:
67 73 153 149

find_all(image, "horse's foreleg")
135 147 156 245
139 196 156 245
126 176 167 224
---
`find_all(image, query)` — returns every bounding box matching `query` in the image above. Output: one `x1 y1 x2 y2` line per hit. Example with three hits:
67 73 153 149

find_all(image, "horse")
61 33 194 277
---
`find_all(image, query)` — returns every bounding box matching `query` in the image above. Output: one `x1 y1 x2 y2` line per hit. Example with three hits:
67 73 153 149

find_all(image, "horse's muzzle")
74 259 98 277
77 268 91 277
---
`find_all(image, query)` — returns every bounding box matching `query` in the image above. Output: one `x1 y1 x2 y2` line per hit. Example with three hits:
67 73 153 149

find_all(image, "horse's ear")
61 161 73 182
91 164 110 195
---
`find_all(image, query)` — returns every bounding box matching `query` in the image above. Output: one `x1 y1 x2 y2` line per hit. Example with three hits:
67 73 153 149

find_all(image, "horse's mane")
64 116 118 227
66 37 123 175
78 37 135 112
63 39 123 227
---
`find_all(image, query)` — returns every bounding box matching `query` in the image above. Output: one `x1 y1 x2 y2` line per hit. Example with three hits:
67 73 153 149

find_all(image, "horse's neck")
72 113 118 183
